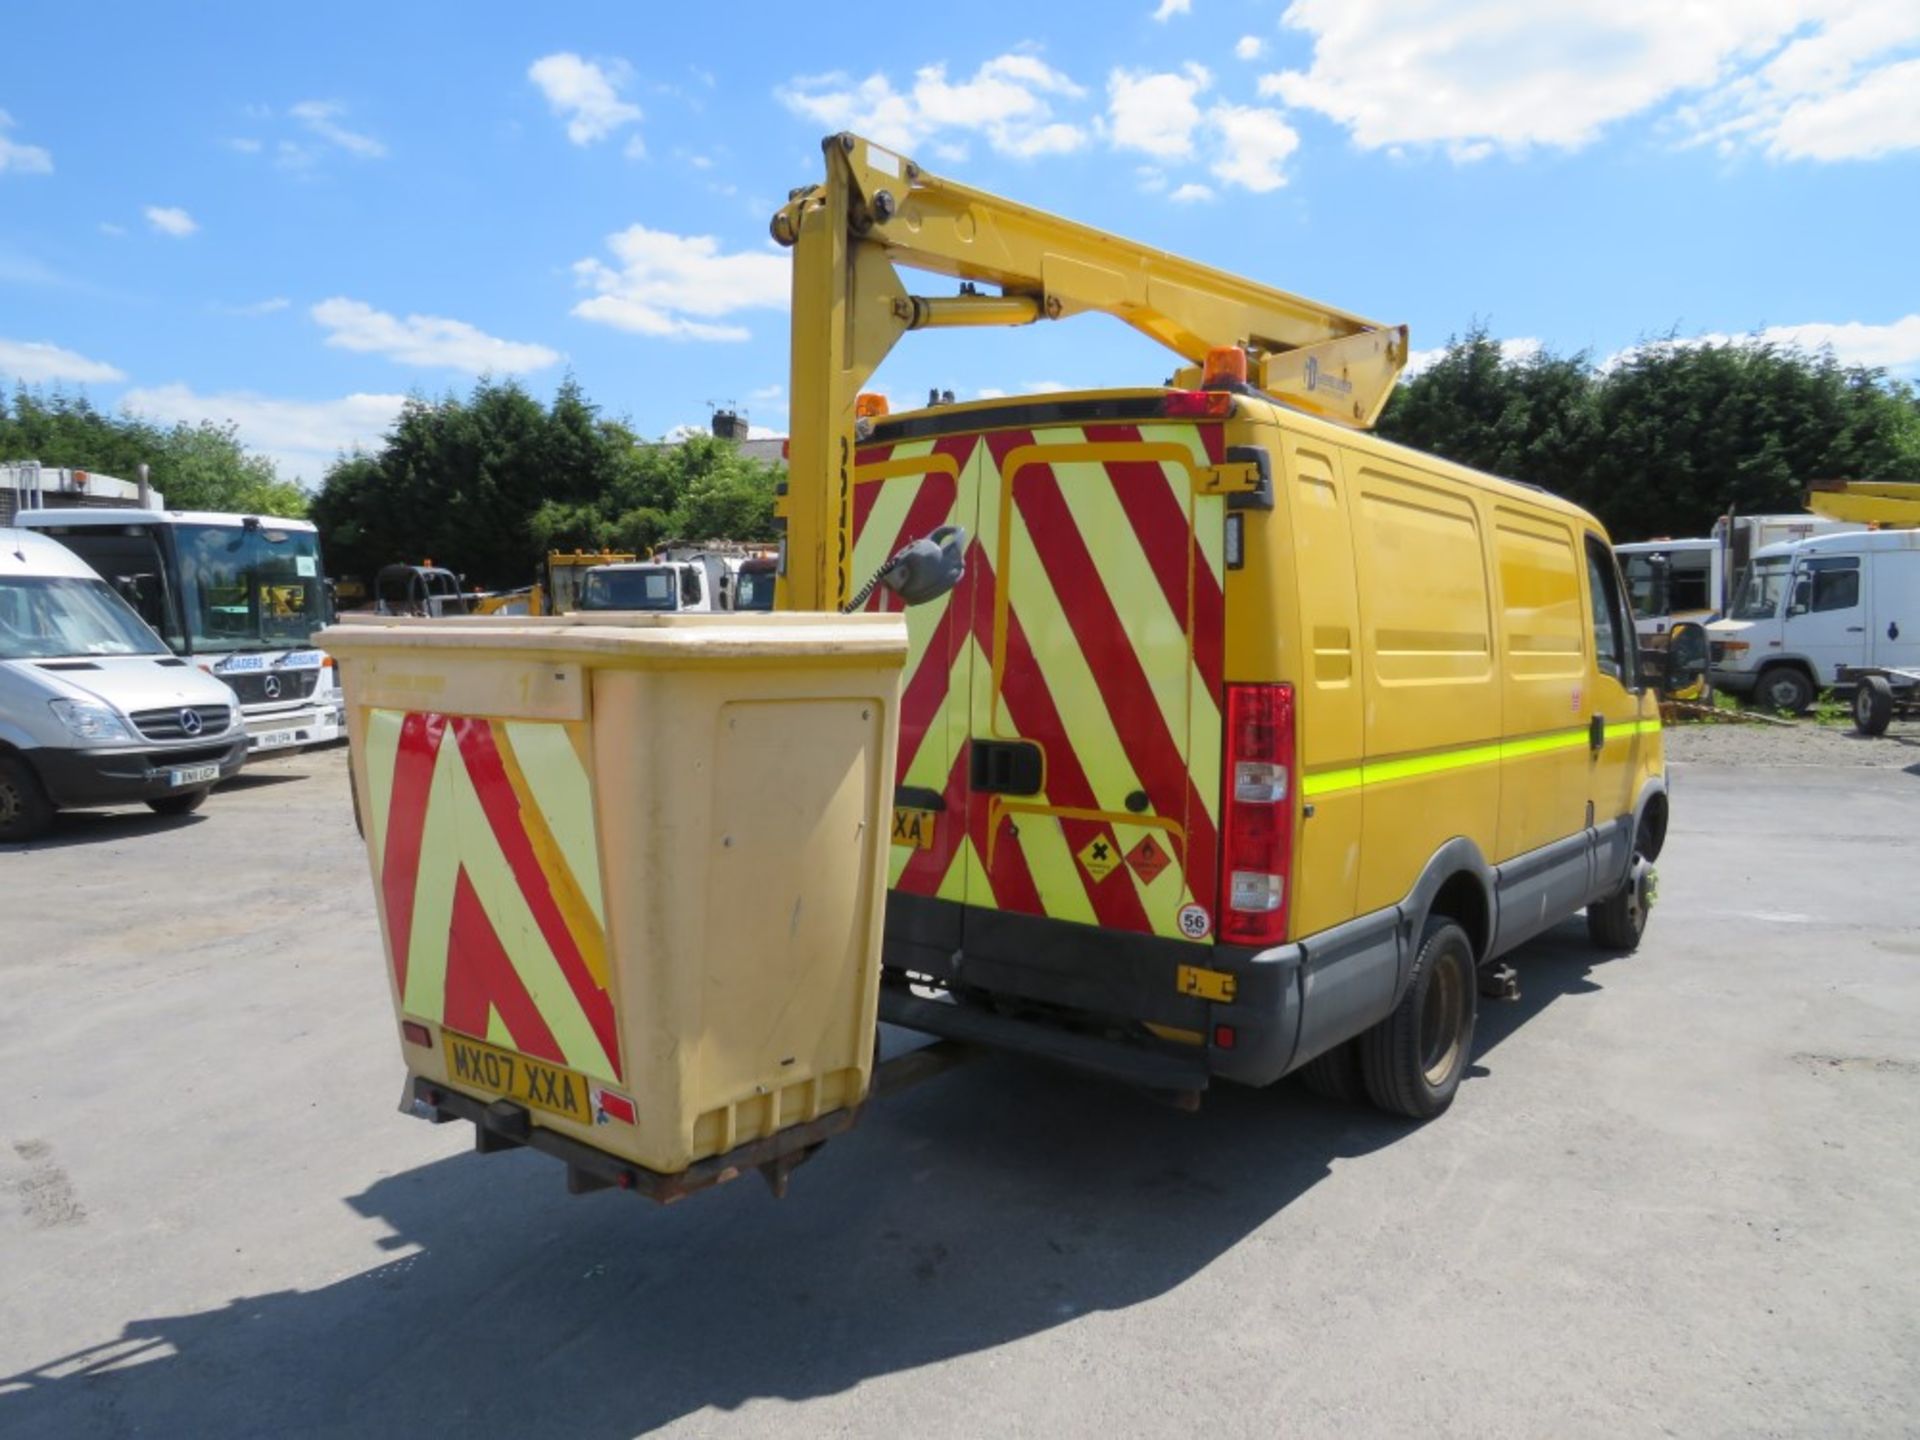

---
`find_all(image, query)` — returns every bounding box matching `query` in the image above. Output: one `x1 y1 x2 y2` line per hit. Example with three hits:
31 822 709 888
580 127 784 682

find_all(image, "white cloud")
311 298 560 373
1264 1 1920 162
1169 181 1215 202
528 52 643 146
570 224 790 341
98 222 126 238
778 53 1088 158
216 297 291 317
120 385 406 484
0 109 52 174
0 338 125 384
145 206 198 237
288 100 387 158
1611 316 1920 375
1152 0 1191 19
1235 36 1265 61
1107 64 1211 158
1403 336 1544 377
1206 104 1299 190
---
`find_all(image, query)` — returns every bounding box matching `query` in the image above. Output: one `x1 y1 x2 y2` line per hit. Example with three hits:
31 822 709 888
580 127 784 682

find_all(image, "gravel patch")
1662 712 1920 769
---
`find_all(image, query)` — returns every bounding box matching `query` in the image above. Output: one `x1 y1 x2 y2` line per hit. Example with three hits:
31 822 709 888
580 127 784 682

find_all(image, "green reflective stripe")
1300 716 1658 799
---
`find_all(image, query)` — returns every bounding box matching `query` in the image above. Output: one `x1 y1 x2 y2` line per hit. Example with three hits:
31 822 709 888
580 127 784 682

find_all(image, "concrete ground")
2 741 1917 1439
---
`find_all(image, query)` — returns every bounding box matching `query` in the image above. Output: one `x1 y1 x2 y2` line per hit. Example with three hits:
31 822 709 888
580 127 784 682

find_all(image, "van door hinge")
1201 446 1274 511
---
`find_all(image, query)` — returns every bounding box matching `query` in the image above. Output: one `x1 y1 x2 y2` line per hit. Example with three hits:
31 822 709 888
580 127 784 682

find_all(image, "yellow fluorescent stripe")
362 708 404 870
492 723 611 993
1301 718 1663 797
503 720 605 927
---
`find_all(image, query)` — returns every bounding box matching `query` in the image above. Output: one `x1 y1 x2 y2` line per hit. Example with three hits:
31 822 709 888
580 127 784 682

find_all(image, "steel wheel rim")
0 776 20 828
1420 949 1466 1086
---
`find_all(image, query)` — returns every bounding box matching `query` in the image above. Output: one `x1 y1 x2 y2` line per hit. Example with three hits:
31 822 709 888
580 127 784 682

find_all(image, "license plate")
252 728 298 749
442 1032 593 1125
891 806 936 850
168 764 221 787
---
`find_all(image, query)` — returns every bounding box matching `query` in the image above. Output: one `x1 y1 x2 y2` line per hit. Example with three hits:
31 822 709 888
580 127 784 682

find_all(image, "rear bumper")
26 736 249 807
882 893 1305 1088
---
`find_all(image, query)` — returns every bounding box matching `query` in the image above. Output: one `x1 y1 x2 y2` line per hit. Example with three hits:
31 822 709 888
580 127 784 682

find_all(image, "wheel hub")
1419 952 1467 1086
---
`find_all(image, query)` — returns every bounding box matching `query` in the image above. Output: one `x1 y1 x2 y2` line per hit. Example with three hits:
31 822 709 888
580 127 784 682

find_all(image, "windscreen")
579 569 679 611
176 523 328 651
1623 549 1713 617
734 567 776 611
0 575 172 660
1732 558 1789 620
28 524 183 647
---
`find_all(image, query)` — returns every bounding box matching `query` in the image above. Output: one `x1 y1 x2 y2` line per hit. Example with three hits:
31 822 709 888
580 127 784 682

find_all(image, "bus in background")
1617 538 1721 640
15 508 344 753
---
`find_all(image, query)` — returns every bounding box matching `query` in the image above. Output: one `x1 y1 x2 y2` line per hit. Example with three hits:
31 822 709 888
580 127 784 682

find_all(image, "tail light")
1219 682 1295 947
1161 390 1235 419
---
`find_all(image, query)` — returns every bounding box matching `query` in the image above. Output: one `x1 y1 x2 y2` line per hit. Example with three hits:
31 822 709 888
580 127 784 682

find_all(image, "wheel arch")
1633 776 1670 861
1401 837 1496 971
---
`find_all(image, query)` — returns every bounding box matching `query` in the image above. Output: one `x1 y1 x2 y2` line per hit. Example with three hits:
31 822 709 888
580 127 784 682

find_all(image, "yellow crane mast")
768 132 1410 611
1805 479 1920 528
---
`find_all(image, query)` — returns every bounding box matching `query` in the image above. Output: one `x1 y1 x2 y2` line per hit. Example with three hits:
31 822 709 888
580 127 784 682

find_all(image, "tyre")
1358 917 1477 1120
1756 665 1814 715
1853 675 1894 737
146 787 210 817
1297 1038 1367 1104
0 754 56 843
1588 851 1656 952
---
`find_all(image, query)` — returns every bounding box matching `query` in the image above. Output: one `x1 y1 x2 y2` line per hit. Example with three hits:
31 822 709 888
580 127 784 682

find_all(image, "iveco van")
0 527 248 841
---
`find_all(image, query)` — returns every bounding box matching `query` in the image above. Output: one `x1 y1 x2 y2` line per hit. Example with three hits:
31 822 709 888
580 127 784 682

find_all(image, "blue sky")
3 0 1917 483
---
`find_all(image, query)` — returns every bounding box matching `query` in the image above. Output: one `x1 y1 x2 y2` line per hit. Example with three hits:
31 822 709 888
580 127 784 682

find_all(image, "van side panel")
1277 427 1364 937
1490 505 1591 859
1348 459 1501 916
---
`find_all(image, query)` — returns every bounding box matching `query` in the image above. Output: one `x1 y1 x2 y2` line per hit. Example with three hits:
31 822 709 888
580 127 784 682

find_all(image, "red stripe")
1082 423 1225 696
1005 452 1219 915
380 711 445 995
450 718 622 1078
892 595 959 787
443 867 563 1064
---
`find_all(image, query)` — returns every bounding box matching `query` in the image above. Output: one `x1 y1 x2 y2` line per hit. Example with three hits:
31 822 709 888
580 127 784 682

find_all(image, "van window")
681 566 703 606
1801 556 1860 613
1584 537 1631 683
0 575 172 660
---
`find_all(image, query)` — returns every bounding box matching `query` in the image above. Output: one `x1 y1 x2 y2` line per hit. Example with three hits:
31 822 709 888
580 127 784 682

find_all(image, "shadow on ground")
0 921 1616 1440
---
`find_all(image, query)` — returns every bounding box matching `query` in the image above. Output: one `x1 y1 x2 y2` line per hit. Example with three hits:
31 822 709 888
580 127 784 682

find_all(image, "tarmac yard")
3 737 1918 1439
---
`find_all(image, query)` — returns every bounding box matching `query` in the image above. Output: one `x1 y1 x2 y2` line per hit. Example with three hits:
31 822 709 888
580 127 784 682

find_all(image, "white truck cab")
576 560 717 614
1708 529 1920 712
1 527 249 841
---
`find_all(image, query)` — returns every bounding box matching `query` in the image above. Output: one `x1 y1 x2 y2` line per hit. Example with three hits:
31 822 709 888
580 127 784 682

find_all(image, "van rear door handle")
970 739 1043 795
1847 626 1865 633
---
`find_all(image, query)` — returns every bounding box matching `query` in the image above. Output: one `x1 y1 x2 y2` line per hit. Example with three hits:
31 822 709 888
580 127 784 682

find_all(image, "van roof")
13 506 318 532
1753 528 1920 561
867 387 1607 535
0 526 108 579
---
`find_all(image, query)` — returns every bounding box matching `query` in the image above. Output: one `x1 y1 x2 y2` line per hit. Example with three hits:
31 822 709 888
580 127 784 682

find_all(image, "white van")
0 528 248 841
575 560 717 614
1708 529 1920 712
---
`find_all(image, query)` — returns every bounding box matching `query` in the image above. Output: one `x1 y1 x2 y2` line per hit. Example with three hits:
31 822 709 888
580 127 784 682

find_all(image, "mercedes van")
1 527 249 841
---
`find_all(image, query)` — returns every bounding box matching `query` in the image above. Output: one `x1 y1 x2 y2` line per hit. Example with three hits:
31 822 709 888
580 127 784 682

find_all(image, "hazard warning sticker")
1125 833 1171 885
1077 833 1122 882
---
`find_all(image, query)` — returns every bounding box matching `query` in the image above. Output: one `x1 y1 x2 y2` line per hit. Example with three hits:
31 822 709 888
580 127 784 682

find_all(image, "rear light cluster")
1219 683 1296 947
1161 390 1236 419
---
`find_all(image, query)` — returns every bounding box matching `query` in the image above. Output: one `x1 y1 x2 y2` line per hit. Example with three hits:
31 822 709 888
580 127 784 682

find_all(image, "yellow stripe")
1302 717 1663 798
361 708 404 869
492 723 611 992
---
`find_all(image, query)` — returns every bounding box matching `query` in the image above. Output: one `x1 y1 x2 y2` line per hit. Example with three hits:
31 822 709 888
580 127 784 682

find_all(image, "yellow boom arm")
1806 480 1920 528
770 132 1409 610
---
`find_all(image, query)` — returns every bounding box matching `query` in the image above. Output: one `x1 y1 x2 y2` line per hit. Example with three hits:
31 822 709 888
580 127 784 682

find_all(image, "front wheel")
1588 852 1655 952
1756 665 1814 715
1358 917 1477 1120
0 755 56 843
146 788 210 817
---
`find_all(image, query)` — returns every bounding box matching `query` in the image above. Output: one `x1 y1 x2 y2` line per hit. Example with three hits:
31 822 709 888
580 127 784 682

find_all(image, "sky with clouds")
3 1 1916 482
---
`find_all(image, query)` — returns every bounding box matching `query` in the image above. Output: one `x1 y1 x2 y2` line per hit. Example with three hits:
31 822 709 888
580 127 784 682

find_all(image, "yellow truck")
333 134 1672 1203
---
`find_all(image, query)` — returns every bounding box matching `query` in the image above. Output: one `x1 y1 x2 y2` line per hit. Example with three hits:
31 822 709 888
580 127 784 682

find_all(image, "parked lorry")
336 134 1676 1202
17 507 344 753
2 527 248 841
1709 528 1920 712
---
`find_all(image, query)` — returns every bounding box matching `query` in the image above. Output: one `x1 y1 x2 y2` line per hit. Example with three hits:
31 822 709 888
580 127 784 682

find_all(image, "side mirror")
880 525 968 607
1665 621 1709 693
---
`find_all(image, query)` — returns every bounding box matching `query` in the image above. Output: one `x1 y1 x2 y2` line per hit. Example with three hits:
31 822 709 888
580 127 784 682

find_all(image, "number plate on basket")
891 806 936 850
443 1032 593 1124
168 764 221 787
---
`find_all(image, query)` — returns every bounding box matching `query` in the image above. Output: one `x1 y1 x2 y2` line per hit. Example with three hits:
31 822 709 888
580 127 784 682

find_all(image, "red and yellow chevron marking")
361 709 621 1083
853 419 1226 944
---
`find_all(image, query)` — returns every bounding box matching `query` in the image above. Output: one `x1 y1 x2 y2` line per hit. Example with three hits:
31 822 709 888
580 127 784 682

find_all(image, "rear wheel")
0 755 56 843
1853 675 1894 737
1297 1038 1367 1104
1359 917 1477 1120
1756 665 1814 715
146 788 209 817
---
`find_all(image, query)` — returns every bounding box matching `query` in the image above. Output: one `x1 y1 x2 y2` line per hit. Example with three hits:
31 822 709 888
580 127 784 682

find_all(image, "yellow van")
858 383 1666 1118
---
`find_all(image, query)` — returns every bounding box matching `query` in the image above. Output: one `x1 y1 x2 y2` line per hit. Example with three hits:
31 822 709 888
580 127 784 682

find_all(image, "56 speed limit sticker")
1177 904 1211 939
